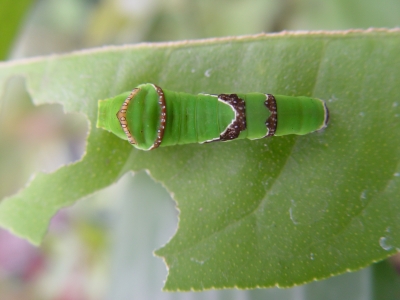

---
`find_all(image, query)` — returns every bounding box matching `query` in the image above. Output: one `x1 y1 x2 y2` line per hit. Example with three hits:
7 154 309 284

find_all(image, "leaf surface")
0 30 399 290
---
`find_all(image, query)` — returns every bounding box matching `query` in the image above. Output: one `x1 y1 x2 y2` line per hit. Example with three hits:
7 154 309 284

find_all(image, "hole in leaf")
0 77 88 199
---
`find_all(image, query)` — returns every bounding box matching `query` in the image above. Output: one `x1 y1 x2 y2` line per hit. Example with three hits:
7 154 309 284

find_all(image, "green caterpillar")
97 83 329 151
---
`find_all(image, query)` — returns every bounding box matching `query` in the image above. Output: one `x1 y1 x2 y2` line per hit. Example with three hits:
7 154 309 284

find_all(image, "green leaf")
0 29 399 291
0 0 34 60
107 171 400 299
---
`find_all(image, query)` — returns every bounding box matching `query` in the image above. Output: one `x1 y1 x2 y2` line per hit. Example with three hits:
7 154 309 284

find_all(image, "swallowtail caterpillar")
97 83 329 151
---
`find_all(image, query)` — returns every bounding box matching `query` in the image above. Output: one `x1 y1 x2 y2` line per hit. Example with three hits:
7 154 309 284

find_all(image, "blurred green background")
0 0 399 299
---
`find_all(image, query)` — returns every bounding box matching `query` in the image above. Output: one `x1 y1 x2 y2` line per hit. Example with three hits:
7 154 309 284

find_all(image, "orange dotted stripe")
117 88 139 145
149 84 166 150
264 94 277 137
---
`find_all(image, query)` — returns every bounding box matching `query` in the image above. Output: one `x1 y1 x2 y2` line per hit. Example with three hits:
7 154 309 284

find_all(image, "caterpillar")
97 83 329 151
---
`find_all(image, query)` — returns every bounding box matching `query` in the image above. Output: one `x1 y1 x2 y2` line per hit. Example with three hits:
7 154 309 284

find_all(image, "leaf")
107 171 400 299
0 29 399 291
0 0 34 60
